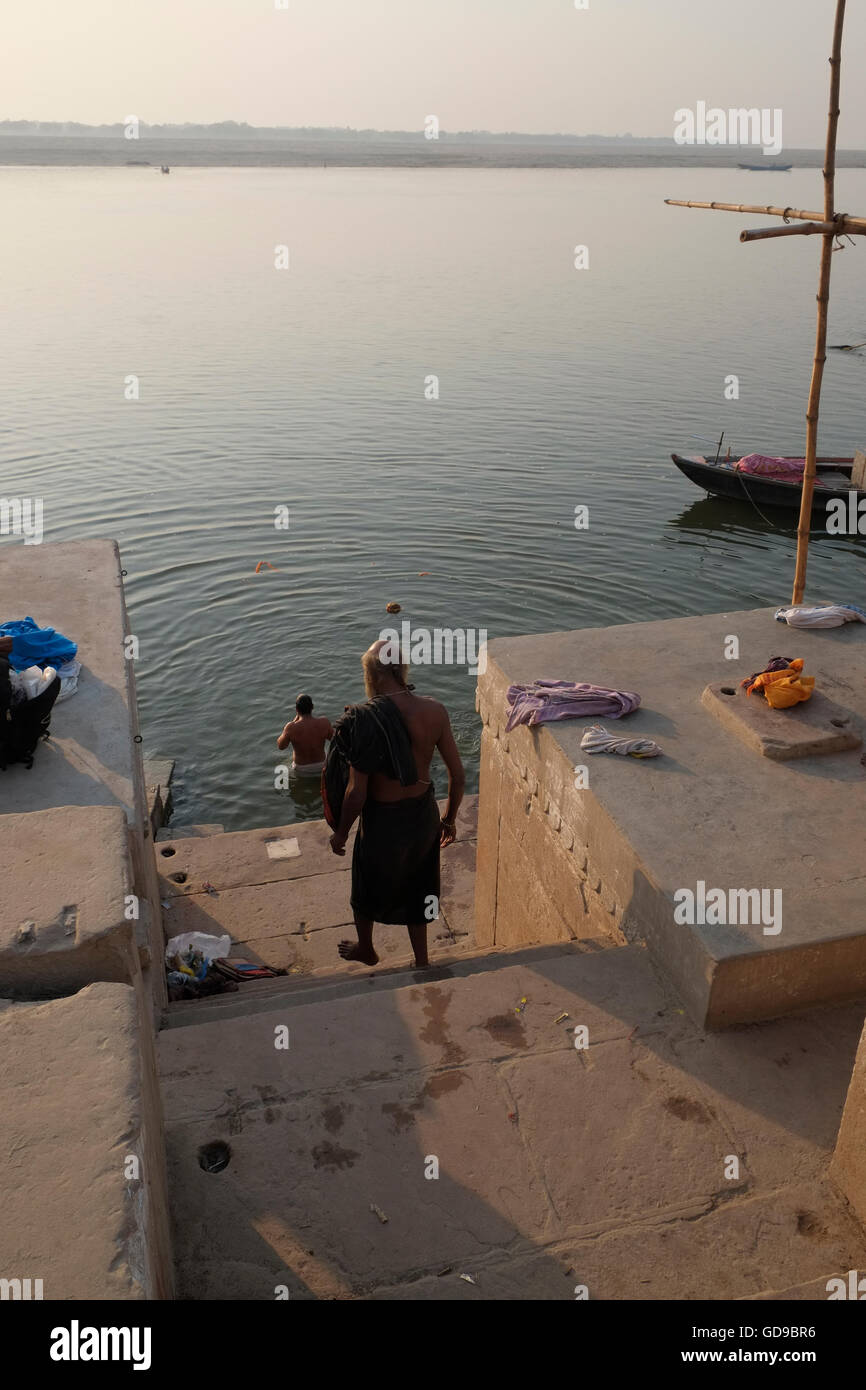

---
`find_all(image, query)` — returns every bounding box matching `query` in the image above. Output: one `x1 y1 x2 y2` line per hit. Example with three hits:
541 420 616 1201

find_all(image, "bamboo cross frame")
667 0 856 604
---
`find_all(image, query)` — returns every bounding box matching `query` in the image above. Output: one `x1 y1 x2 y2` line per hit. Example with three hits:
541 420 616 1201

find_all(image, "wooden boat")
671 452 865 513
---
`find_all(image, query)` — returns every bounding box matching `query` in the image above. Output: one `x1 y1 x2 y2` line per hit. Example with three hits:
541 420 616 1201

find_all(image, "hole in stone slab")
720 687 736 696
160 847 176 857
170 872 188 884
198 1141 231 1174
830 718 847 728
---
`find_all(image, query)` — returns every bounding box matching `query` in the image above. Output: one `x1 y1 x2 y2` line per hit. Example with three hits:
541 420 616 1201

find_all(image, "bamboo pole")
664 198 866 235
792 0 847 605
740 222 838 242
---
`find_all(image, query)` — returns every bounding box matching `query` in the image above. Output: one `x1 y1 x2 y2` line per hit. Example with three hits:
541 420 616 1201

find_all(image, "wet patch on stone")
311 1141 359 1171
321 1103 345 1134
418 986 466 1066
483 1013 528 1050
381 1099 422 1132
663 1095 713 1125
423 1071 466 1099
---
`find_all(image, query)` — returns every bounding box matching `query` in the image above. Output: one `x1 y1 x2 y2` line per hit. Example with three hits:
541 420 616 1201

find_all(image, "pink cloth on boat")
735 454 807 482
734 455 836 487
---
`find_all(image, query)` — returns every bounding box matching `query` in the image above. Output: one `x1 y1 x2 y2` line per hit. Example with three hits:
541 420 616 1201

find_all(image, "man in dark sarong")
328 640 465 968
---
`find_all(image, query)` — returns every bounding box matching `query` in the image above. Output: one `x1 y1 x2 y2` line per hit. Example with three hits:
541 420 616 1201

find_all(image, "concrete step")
156 823 225 841
155 797 478 897
160 940 574 1029
158 940 866 1300
156 797 481 993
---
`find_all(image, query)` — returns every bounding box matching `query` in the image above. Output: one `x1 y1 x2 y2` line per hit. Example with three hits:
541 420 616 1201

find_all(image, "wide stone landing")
476 609 866 1027
0 805 140 996
0 983 173 1298
0 539 168 1009
0 539 142 819
157 797 479 978
157 941 866 1300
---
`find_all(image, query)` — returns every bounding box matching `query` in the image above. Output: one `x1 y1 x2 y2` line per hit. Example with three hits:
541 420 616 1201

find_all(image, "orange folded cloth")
746 658 804 697
764 674 815 708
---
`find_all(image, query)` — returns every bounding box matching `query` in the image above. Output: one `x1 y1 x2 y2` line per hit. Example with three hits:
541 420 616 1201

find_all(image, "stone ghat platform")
0 541 173 1300
157 793 866 1301
476 609 866 1028
156 798 479 982
0 540 143 820
159 938 866 1300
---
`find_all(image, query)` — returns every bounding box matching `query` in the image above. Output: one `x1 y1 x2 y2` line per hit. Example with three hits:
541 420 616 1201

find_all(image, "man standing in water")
328 640 465 969
277 694 333 776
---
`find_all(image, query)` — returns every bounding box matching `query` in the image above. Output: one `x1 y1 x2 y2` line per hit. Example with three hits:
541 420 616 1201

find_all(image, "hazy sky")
4 0 865 145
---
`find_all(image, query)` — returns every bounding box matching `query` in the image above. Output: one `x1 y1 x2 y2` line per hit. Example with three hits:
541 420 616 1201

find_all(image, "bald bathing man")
328 640 465 969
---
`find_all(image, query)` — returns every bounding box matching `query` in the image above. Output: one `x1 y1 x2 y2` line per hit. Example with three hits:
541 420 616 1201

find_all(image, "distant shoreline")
2 136 865 170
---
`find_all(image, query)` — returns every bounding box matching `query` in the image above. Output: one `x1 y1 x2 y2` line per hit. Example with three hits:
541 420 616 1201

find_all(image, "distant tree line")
0 120 676 144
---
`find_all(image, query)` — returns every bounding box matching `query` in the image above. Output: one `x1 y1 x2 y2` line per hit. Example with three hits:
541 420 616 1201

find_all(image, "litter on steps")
164 931 286 1001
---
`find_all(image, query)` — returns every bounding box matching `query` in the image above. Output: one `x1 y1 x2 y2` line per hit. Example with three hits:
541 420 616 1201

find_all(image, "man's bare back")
367 690 460 802
277 713 333 766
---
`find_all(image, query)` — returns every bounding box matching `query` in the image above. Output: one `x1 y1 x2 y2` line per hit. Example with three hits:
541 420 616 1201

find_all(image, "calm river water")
2 165 864 828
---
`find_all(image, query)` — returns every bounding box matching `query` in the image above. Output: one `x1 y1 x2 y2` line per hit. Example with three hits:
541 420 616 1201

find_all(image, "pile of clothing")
0 617 79 771
0 616 81 701
505 680 641 732
741 656 814 708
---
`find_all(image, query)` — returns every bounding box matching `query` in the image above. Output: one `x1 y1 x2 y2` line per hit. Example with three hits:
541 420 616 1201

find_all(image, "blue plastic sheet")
0 617 78 672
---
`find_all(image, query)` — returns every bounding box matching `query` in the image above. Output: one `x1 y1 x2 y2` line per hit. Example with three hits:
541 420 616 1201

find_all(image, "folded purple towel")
505 680 641 732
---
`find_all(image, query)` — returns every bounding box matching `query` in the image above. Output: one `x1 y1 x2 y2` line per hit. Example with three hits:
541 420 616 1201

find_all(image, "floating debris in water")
386 601 401 613
370 1203 389 1224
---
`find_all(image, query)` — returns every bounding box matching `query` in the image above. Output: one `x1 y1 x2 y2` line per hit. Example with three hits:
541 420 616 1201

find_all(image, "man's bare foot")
338 940 379 966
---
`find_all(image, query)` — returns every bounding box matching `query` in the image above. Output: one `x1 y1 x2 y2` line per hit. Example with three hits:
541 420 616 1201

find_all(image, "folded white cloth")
580 724 661 758
775 604 866 629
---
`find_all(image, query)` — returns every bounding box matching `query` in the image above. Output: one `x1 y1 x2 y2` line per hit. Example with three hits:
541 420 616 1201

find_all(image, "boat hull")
671 453 865 516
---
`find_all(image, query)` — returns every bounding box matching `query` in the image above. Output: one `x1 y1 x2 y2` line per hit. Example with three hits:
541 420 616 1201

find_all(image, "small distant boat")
160 165 170 174
738 162 792 172
671 452 864 512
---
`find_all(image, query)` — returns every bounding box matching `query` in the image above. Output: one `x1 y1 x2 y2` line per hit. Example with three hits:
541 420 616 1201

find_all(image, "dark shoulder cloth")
333 696 418 784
